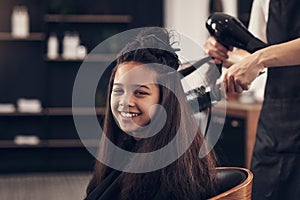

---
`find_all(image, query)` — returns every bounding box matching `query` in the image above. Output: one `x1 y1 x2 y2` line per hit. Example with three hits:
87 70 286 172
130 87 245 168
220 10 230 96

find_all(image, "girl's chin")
119 125 139 134
119 126 146 137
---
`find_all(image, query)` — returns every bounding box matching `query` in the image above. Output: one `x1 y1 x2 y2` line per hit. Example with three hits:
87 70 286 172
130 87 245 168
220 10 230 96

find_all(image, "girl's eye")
134 90 148 96
112 88 123 94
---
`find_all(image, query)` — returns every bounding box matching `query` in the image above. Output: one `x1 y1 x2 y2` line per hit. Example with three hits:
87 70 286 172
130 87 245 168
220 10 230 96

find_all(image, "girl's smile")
119 111 141 118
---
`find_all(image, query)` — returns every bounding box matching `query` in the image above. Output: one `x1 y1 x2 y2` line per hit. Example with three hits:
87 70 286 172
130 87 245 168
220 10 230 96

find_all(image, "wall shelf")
0 140 47 148
47 139 98 148
0 110 46 116
0 139 98 148
45 56 85 63
44 14 132 23
47 107 105 116
0 107 105 116
0 32 45 41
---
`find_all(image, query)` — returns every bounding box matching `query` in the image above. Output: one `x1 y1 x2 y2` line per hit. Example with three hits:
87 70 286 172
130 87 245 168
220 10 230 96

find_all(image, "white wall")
221 0 238 17
164 0 238 60
164 0 210 60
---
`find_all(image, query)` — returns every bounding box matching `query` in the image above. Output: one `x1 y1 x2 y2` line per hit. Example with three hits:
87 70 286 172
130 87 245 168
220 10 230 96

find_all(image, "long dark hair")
86 27 217 200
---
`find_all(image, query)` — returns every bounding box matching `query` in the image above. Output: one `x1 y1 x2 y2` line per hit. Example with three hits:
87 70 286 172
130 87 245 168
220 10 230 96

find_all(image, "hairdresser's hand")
204 37 232 65
224 52 265 93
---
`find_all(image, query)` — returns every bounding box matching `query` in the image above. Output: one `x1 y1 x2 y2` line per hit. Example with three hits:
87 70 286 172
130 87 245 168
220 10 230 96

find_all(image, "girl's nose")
119 93 135 107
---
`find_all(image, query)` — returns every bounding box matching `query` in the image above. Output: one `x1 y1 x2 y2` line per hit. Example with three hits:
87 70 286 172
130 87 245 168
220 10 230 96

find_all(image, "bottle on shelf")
17 98 42 113
62 32 70 59
76 45 87 60
62 32 78 60
0 103 16 113
47 33 59 59
11 6 30 38
62 32 87 60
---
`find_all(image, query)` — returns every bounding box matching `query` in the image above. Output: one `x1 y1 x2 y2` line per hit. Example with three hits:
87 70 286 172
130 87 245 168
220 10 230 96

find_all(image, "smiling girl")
85 28 217 200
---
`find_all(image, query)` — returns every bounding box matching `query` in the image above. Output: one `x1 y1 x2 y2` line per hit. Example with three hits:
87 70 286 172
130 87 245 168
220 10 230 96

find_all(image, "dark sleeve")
85 170 121 200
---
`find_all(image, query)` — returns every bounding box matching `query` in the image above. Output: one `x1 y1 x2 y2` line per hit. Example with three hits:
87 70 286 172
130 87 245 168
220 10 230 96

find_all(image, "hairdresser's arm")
224 38 300 93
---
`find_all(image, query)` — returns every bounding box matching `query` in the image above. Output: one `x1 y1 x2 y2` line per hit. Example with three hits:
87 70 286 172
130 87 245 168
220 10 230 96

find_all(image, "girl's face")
110 61 160 137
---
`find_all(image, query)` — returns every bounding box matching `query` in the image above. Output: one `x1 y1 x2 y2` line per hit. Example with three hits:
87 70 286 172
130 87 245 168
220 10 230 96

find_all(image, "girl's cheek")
110 96 119 111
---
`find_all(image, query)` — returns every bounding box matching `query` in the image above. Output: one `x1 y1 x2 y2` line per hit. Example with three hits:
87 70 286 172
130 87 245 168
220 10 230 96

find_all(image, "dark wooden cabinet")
214 116 246 167
213 100 262 168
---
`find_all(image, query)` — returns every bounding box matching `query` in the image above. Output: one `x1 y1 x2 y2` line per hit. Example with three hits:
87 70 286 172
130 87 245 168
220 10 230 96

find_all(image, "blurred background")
0 0 257 199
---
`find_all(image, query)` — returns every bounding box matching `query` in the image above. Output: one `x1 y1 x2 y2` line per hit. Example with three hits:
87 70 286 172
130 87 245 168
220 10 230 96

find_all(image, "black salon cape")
84 137 172 200
250 0 300 199
84 170 171 200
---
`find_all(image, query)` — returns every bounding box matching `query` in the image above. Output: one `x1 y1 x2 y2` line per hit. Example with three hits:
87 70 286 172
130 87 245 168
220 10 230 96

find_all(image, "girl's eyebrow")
113 83 150 90
133 84 150 90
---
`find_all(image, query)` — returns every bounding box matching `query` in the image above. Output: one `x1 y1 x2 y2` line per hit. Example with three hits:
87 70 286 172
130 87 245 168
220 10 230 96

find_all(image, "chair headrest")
215 168 247 195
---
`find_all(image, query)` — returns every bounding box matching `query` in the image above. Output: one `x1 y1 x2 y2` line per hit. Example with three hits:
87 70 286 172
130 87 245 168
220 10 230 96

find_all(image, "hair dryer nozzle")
206 12 267 53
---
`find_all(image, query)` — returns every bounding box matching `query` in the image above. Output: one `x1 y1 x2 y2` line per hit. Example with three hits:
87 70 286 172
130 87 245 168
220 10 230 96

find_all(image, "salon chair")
209 167 253 200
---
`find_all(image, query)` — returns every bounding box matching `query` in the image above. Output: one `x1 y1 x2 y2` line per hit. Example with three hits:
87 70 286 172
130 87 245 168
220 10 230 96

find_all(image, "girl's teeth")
120 112 139 118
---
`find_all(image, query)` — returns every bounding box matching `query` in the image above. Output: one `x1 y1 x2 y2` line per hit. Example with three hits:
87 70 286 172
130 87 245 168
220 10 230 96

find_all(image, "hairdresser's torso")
251 0 300 199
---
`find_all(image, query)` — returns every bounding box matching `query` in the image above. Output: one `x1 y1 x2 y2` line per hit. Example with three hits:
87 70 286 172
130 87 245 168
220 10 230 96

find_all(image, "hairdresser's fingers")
204 37 228 61
207 37 228 53
242 83 251 91
225 75 236 94
233 81 244 93
204 41 228 58
223 74 229 93
213 58 223 65
236 79 251 91
228 46 234 51
227 78 251 93
204 44 228 62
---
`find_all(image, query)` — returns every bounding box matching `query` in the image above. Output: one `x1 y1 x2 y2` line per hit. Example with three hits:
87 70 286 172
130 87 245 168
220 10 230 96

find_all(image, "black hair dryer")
182 13 269 113
206 12 267 53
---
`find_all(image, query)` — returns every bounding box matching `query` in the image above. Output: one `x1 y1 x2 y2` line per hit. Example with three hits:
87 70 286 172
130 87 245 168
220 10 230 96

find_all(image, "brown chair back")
209 167 253 200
